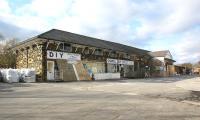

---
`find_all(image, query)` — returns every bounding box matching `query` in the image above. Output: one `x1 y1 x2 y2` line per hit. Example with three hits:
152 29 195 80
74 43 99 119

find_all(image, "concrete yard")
1 76 200 120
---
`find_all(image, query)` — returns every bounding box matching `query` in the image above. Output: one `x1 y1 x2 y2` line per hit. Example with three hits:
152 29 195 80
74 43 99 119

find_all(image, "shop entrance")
47 61 55 80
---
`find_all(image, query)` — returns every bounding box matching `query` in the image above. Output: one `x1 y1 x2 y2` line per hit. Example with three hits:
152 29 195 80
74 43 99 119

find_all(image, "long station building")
13 29 153 82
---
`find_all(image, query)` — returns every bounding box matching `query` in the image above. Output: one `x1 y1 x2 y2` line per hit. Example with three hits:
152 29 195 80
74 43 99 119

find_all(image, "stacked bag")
19 69 36 83
0 69 36 83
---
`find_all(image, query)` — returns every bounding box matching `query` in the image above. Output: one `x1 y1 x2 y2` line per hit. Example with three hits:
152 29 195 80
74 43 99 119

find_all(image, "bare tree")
0 37 18 68
179 63 193 70
193 61 200 68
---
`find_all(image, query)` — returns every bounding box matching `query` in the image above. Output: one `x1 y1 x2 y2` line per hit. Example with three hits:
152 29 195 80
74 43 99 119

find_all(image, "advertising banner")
107 58 118 64
107 58 134 65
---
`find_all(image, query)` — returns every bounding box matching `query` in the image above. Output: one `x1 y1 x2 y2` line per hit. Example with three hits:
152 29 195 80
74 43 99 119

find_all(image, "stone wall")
16 45 43 81
16 50 28 68
28 45 43 74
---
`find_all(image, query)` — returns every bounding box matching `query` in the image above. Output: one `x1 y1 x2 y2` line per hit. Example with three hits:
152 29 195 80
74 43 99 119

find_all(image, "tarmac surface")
1 75 200 120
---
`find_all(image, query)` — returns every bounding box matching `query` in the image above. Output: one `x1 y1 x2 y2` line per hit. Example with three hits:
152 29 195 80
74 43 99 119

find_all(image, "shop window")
58 43 64 50
94 49 103 56
109 51 117 58
58 43 71 52
124 53 131 59
63 43 71 52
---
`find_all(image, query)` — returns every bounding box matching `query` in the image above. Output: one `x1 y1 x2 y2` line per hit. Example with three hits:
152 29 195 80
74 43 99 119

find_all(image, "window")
110 51 117 58
63 43 71 52
58 43 64 50
124 53 131 59
94 49 103 56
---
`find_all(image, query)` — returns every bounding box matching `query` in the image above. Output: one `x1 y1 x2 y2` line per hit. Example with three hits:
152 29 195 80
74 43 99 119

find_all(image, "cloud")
54 0 138 43
0 0 199 63
0 20 39 40
0 0 73 31
27 0 72 17
170 27 200 64
135 0 200 38
0 0 11 14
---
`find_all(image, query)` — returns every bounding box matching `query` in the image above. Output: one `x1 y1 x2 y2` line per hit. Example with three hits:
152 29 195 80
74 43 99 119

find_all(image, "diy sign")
47 50 81 61
107 58 134 65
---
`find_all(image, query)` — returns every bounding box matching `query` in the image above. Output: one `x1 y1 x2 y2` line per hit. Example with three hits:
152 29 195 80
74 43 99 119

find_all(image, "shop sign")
107 58 118 64
47 50 81 61
118 60 126 65
107 58 134 65
118 60 134 65
126 61 134 65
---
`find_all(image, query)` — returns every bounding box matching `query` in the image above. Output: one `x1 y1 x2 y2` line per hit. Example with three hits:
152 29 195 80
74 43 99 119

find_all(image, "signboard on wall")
107 58 118 64
47 50 81 61
107 58 134 65
118 60 134 65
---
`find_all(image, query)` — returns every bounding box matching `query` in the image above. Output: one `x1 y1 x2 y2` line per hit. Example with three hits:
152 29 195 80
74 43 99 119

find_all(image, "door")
119 65 124 77
47 61 55 80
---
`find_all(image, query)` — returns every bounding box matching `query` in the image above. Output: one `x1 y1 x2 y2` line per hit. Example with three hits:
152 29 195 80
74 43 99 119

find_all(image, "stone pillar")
42 43 47 82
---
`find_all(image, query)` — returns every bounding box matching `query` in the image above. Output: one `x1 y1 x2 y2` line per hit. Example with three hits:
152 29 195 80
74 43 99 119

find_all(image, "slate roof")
149 50 176 62
37 29 149 55
149 50 170 57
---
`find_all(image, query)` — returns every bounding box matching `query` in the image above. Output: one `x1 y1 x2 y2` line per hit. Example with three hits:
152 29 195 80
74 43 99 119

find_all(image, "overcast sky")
0 0 200 64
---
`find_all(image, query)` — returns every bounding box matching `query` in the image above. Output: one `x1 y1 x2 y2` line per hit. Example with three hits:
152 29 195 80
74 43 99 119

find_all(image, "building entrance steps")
74 62 92 81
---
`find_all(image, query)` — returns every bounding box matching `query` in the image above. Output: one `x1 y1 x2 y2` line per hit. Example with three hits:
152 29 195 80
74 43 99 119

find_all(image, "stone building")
12 29 152 82
193 67 200 74
149 50 176 77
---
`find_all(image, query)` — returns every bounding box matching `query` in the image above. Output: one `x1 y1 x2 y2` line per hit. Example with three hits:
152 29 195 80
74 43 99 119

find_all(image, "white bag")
0 68 36 83
20 69 36 83
6 69 19 83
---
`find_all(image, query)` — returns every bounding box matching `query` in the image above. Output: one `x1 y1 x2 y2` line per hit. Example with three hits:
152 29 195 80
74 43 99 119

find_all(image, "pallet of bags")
0 69 36 83
0 69 19 83
19 69 36 83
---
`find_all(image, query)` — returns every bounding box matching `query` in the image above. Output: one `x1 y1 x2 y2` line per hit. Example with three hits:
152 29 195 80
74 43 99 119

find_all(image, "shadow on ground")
121 75 200 83
78 75 200 84
0 83 32 92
